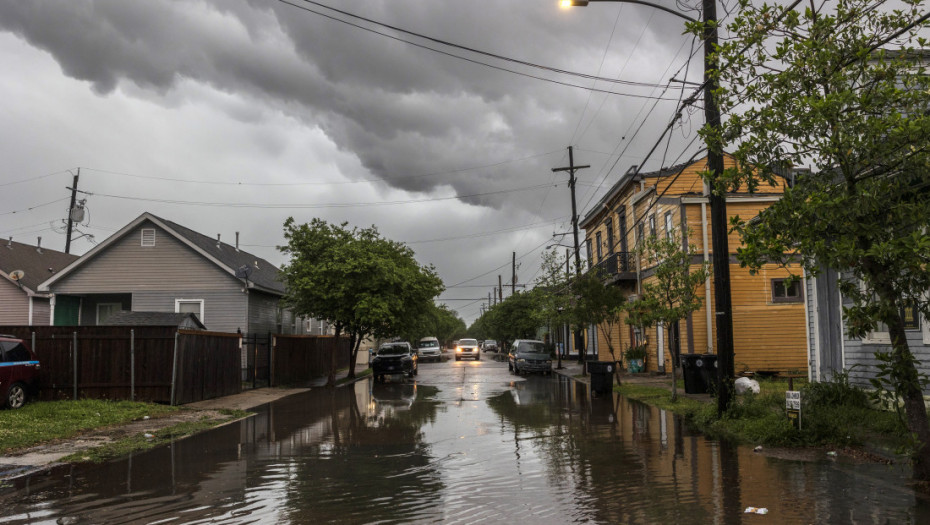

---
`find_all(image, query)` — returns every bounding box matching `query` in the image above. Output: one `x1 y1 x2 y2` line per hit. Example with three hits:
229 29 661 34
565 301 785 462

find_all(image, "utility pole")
64 168 80 254
488 292 492 309
498 275 503 302
553 146 590 366
512 252 516 296
701 0 735 415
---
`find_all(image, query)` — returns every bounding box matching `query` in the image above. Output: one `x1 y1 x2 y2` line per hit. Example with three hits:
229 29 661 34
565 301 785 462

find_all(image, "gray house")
38 212 308 336
0 238 78 326
806 268 930 395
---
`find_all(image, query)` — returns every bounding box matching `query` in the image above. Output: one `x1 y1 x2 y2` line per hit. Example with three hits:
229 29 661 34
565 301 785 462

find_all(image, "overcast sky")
0 0 713 324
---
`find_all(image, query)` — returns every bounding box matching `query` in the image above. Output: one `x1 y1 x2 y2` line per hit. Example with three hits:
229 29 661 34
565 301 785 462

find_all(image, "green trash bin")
587 361 616 395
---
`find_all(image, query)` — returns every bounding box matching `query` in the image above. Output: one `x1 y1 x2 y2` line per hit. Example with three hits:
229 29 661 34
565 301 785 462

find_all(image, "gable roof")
578 153 736 228
0 239 79 295
39 212 284 295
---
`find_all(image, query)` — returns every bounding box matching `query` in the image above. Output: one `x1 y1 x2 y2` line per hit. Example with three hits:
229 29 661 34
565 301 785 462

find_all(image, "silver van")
417 337 442 362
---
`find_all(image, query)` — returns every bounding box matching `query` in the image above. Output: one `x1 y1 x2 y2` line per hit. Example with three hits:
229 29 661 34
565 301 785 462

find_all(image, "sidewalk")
551 356 714 402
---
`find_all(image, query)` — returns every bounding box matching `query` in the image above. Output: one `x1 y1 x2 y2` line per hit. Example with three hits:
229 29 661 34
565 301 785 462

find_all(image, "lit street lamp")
559 0 735 413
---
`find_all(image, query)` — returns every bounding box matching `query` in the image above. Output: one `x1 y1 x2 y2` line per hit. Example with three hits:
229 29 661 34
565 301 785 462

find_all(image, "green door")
53 295 81 326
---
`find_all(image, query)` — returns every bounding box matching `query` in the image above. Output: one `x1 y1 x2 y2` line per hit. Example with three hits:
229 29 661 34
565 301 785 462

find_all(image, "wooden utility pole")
553 146 590 365
64 168 80 254
498 275 503 302
512 252 516 295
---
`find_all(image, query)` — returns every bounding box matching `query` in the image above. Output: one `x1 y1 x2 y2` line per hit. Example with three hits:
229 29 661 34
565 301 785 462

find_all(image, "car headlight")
456 347 462 352
517 358 526 363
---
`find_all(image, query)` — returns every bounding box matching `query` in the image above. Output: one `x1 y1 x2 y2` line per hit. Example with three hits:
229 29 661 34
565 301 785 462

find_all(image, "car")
0 334 41 409
417 337 442 362
481 340 499 353
508 339 552 375
454 338 480 361
371 342 418 382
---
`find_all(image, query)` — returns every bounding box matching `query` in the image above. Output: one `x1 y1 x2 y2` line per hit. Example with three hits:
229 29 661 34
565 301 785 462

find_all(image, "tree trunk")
887 311 930 481
347 333 358 379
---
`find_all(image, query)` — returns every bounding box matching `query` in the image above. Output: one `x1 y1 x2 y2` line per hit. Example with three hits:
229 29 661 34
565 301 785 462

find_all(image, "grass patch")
62 409 250 464
337 368 371 385
616 373 907 452
0 400 178 454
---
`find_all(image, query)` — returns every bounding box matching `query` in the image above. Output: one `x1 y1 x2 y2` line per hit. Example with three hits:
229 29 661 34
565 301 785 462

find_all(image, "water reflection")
2 373 929 524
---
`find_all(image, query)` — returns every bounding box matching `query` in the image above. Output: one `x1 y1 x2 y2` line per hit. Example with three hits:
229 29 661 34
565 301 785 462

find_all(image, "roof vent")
36 236 42 254
6 237 11 249
254 260 260 270
216 234 221 249
235 232 240 252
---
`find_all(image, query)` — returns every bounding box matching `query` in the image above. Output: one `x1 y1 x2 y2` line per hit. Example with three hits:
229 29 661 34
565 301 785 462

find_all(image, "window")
97 303 122 324
0 342 31 362
175 299 204 322
637 223 645 245
585 238 593 264
605 221 614 255
771 279 803 303
665 212 674 240
595 231 603 261
141 228 156 247
649 215 656 238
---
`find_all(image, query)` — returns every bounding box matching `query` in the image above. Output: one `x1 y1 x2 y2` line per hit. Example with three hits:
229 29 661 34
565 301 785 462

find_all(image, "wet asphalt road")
2 353 929 524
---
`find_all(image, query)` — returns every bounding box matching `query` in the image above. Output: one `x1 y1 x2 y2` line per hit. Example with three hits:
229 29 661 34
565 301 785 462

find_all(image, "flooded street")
3 358 929 524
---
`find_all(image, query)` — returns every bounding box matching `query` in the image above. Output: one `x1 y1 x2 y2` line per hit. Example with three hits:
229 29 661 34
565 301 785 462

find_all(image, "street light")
559 0 735 414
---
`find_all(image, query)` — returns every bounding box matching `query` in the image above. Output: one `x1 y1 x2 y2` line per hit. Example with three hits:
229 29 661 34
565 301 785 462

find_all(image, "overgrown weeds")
618 370 907 451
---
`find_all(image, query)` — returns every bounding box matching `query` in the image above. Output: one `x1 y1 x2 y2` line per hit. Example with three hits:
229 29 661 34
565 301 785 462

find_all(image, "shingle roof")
153 215 284 294
0 239 79 293
103 311 206 329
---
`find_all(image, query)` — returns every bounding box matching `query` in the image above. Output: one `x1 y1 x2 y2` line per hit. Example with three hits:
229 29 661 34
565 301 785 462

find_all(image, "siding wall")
0 279 30 324
48 221 274 334
248 291 280 336
586 157 806 375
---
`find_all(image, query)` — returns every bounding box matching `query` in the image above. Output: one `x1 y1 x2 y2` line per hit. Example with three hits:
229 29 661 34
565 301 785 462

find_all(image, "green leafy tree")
474 289 544 348
712 0 930 478
570 269 627 381
534 250 573 356
279 218 444 383
629 230 709 401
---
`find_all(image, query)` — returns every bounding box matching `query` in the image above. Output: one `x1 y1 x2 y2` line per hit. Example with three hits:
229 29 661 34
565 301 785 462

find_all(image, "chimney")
235 232 240 252
36 236 42 254
216 234 221 249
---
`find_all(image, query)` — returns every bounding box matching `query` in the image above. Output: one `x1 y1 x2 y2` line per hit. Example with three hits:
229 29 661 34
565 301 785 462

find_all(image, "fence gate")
242 332 272 389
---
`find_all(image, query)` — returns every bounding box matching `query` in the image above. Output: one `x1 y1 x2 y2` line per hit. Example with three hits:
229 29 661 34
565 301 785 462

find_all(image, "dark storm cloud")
0 0 692 205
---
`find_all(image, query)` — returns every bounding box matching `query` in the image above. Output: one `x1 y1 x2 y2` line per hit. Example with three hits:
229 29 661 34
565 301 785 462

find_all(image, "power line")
80 150 563 187
88 182 557 210
276 0 682 101
0 197 70 217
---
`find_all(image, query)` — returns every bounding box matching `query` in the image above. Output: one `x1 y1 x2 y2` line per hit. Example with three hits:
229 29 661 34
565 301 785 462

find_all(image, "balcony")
591 251 636 283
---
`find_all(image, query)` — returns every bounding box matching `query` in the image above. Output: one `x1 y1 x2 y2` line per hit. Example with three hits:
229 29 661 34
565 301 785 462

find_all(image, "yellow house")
578 155 807 375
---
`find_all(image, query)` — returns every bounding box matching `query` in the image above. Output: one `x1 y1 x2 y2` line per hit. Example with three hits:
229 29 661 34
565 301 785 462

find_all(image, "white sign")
785 390 801 409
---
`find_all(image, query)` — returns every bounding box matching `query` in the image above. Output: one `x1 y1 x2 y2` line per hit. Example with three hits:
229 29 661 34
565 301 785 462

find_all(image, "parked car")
0 334 41 409
371 342 418 382
417 337 442 362
454 339 481 361
509 339 552 375
482 340 499 353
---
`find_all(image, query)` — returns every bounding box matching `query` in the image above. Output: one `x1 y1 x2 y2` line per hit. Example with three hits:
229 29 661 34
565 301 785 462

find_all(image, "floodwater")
2 358 929 524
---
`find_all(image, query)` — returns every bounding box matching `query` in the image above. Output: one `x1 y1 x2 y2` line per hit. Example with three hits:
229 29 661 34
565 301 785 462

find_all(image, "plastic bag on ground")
735 377 760 394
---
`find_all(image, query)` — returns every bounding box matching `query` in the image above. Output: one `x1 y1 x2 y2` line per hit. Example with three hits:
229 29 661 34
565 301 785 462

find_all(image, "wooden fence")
0 326 240 404
272 335 351 386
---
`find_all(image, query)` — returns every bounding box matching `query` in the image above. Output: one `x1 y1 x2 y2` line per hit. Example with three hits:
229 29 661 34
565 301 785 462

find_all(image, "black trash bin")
699 354 718 395
680 354 707 394
587 361 616 395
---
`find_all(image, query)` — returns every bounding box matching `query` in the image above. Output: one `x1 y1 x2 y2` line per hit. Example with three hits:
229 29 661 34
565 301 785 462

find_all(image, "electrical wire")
80 150 563 187
276 0 682 101
0 197 71 217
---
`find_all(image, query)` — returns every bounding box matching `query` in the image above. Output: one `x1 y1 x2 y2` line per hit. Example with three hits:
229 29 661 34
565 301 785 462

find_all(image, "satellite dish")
9 270 24 281
235 265 253 279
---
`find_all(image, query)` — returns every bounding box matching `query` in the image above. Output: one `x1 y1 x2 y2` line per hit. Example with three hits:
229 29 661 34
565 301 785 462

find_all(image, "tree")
279 218 444 383
534 250 573 360
570 269 627 382
628 230 709 401
473 289 544 348
713 0 930 479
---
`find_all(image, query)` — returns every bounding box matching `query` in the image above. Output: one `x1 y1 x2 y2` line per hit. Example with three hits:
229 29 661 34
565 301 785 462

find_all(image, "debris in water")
143 433 154 439
744 507 769 515
826 451 838 457
754 445 763 452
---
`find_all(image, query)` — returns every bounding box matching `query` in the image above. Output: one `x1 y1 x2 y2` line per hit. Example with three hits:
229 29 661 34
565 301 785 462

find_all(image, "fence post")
73 331 78 401
252 334 257 390
31 332 35 355
131 329 136 402
170 331 179 406
270 334 276 387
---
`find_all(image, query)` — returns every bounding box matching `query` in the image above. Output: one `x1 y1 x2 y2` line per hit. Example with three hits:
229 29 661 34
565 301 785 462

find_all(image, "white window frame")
141 228 156 247
96 302 122 325
175 299 204 323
